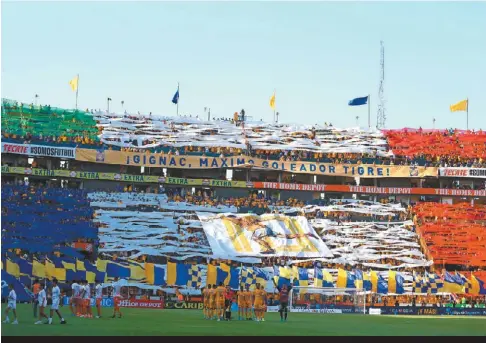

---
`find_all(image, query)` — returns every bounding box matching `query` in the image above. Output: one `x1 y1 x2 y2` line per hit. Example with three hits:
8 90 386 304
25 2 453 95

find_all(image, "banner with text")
75 149 437 178
3 166 485 197
2 142 76 159
439 167 486 179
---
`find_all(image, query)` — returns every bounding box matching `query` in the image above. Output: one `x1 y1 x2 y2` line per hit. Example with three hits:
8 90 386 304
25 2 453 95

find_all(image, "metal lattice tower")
377 41 386 129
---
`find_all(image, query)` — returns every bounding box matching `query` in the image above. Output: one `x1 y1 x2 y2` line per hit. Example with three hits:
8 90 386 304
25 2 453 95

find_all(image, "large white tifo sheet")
197 212 333 258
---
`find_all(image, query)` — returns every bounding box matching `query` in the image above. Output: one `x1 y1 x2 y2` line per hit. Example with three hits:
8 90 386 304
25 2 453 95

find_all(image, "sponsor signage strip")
3 166 486 197
76 148 437 178
439 167 486 179
1 142 76 159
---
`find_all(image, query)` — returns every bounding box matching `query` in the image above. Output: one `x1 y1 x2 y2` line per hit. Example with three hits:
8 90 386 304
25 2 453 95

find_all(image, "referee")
272 279 292 322
224 285 234 321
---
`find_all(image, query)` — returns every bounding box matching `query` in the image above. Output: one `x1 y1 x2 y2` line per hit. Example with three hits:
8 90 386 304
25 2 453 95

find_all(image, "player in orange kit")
215 282 226 321
208 284 216 320
252 283 267 322
202 285 210 319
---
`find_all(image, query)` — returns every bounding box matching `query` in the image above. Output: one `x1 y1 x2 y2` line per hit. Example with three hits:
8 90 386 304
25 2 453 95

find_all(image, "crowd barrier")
3 166 486 197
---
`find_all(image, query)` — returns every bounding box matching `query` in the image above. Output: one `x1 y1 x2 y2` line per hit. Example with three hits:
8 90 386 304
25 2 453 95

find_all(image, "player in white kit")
95 282 103 318
83 281 93 318
35 284 49 324
69 280 78 316
111 277 123 319
3 284 18 324
49 279 67 324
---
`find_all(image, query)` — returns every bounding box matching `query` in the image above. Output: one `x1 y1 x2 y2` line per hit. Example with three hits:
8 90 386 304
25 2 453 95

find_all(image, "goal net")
289 287 366 314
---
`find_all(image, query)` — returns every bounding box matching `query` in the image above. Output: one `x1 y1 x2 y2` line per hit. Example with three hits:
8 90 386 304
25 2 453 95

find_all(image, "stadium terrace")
1 98 486 326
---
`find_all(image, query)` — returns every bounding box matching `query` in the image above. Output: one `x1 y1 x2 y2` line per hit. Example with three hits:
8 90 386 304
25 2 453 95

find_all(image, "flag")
254 267 269 289
6 258 20 278
106 261 130 279
443 271 464 293
314 267 334 288
348 96 368 106
270 91 276 110
69 75 79 92
337 269 356 288
145 263 165 286
172 87 179 104
450 99 468 112
50 257 67 281
273 266 291 288
424 272 443 294
240 266 256 290
468 274 486 295
371 271 388 294
187 265 203 288
32 258 46 278
388 271 405 294
292 267 309 294
206 263 217 286
220 263 240 289
128 260 146 281
354 269 370 290
61 258 76 272
412 271 427 293
96 259 108 273
166 262 193 287
18 259 33 277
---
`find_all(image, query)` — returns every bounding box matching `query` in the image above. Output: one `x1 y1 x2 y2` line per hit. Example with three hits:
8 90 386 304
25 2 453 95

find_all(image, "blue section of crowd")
1 185 97 257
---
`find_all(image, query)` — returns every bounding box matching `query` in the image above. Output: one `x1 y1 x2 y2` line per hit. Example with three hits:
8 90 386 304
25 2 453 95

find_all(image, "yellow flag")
450 99 468 112
269 91 276 110
69 75 79 92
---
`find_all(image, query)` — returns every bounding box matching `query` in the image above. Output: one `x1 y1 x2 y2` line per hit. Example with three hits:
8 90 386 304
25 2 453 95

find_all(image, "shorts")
51 300 60 310
224 299 231 308
40 300 47 308
209 301 215 309
279 301 288 311
7 302 16 310
114 296 121 307
238 302 245 309
254 301 263 310
96 298 101 307
216 301 225 309
84 298 90 306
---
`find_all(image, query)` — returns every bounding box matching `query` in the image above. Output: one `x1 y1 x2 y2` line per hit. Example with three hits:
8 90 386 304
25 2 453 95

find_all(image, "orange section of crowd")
385 129 486 161
413 203 486 267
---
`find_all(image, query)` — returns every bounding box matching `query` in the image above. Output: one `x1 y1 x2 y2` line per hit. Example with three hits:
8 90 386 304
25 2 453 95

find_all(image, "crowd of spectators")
3 99 486 167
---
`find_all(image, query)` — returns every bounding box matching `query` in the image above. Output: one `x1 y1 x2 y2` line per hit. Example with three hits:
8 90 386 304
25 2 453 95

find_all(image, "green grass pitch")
2 304 485 336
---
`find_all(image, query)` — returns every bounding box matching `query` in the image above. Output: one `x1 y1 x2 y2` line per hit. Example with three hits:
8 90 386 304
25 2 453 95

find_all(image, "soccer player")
244 285 253 320
272 279 292 322
237 286 245 320
224 285 233 321
72 280 81 316
111 277 123 319
32 279 40 318
203 285 210 319
215 282 226 321
48 279 67 325
78 280 86 317
83 280 92 318
253 283 267 322
95 282 103 318
3 284 18 324
35 284 49 324
208 284 216 320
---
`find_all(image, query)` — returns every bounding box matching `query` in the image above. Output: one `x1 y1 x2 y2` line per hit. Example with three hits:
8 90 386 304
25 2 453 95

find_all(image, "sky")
1 1 485 130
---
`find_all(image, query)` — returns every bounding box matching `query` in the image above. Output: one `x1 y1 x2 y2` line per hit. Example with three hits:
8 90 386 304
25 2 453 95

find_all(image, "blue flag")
172 88 179 104
348 96 368 106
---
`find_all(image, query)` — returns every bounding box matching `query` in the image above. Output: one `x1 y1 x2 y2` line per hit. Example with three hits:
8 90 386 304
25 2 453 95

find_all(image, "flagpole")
368 94 371 128
177 82 179 116
466 97 469 130
75 74 79 110
273 89 276 123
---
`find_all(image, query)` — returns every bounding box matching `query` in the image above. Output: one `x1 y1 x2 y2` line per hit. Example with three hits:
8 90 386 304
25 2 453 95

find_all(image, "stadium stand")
2 99 486 312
